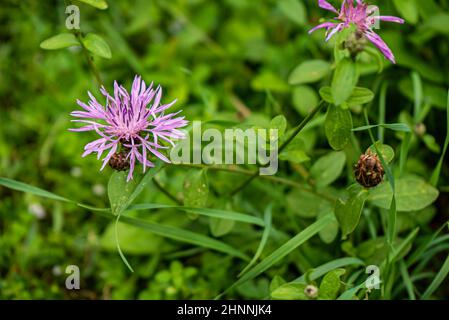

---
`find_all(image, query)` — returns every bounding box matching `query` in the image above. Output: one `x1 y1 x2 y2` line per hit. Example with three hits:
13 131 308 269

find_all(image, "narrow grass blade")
399 261 416 300
430 90 449 186
118 214 249 261
399 133 412 176
378 82 388 143
218 214 335 297
238 204 273 277
412 71 423 124
0 177 71 203
337 282 365 300
421 253 449 299
293 257 365 283
115 214 134 273
129 203 264 226
388 227 419 263
352 123 411 133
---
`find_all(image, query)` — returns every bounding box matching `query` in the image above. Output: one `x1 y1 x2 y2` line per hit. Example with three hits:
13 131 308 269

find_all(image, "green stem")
65 0 104 87
75 32 104 87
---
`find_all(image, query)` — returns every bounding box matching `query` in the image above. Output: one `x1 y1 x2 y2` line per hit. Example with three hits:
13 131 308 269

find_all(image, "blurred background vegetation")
1 0 449 299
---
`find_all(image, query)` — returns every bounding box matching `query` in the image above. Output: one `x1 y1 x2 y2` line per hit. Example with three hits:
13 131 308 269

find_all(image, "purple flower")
309 0 404 63
70 76 188 181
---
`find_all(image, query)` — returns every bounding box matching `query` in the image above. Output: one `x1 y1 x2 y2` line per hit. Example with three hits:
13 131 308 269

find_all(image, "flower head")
70 75 188 181
309 0 404 63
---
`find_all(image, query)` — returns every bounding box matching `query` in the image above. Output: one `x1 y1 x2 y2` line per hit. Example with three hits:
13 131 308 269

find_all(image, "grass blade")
430 90 449 186
238 204 273 277
129 203 264 226
293 257 365 283
378 82 388 142
421 253 449 299
412 71 423 123
218 214 335 297
352 123 411 133
117 214 249 261
399 261 416 300
115 214 134 273
0 177 247 261
0 177 71 203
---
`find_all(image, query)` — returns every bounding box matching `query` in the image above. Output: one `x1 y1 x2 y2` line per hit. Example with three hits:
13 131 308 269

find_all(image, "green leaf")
367 142 395 164
220 214 336 297
289 60 331 85
325 104 353 150
81 33 112 58
368 177 439 212
292 86 319 116
183 169 209 207
76 0 108 10
335 185 369 238
271 283 308 300
331 58 358 106
210 218 235 237
40 33 80 50
108 171 139 216
310 151 346 187
347 87 375 105
108 162 163 216
270 275 287 292
318 211 339 244
352 123 411 133
251 71 289 93
279 136 310 163
320 86 374 106
287 189 332 218
270 115 287 138
319 269 346 300
278 0 307 26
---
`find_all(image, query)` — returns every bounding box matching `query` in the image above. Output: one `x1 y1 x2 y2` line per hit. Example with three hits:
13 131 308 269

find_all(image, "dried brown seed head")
109 151 130 171
354 151 385 188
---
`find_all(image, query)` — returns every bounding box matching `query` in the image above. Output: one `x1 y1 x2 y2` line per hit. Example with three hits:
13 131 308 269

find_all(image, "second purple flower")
309 0 405 63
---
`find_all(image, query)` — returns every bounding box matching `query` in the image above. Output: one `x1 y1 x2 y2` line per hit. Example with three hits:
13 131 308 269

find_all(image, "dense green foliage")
1 0 449 300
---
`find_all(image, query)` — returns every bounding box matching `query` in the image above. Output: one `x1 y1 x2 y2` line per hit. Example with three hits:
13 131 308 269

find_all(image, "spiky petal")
70 76 188 181
309 0 404 63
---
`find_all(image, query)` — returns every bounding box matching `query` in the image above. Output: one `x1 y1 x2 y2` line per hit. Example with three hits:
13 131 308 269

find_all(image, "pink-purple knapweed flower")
309 0 404 63
70 76 188 181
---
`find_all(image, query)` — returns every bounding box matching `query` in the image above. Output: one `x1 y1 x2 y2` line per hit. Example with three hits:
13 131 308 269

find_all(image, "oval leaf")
310 151 347 187
40 33 80 50
368 177 439 212
335 185 369 238
76 0 108 10
325 104 353 150
289 60 331 85
183 169 209 208
82 33 112 59
331 58 358 106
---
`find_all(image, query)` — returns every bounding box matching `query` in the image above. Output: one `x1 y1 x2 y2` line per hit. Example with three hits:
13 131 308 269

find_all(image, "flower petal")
364 30 396 64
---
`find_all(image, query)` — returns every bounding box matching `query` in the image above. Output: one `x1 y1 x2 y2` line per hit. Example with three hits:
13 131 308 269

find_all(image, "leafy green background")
1 0 449 300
